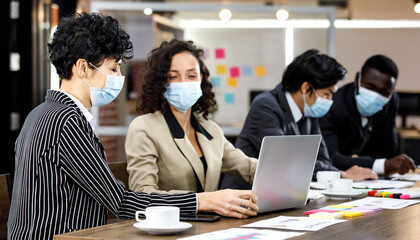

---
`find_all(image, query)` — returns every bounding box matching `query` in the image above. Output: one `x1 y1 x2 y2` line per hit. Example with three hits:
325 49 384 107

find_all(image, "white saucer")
320 190 362 199
133 221 192 235
310 182 326 190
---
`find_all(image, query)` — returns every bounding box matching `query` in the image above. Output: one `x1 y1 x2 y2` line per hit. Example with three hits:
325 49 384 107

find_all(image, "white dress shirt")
285 91 303 123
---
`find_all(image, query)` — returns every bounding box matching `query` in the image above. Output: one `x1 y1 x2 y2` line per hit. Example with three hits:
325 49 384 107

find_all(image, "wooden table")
54 181 420 240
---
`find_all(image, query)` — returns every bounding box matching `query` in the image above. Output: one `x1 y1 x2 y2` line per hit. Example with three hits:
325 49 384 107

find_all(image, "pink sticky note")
215 48 225 59
230 67 240 78
304 209 338 216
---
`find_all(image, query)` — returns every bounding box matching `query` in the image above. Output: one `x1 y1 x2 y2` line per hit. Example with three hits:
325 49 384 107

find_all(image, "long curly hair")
137 39 217 120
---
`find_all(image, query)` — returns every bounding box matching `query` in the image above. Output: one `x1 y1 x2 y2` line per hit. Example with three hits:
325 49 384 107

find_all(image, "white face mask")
164 81 202 113
83 62 125 107
355 74 390 117
303 86 333 118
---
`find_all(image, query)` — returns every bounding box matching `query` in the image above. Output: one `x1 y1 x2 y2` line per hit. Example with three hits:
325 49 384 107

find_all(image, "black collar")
163 110 213 140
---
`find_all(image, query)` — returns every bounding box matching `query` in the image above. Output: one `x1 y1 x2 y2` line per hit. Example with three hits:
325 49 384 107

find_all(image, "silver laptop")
252 135 321 213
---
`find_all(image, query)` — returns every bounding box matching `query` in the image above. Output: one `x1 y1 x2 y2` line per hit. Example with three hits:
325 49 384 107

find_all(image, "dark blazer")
235 83 338 175
319 83 399 170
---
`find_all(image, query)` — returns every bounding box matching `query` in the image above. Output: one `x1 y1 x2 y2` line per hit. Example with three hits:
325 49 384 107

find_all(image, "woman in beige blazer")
126 40 259 218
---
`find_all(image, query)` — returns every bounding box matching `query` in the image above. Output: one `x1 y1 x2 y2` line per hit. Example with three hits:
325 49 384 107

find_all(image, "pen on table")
400 193 420 199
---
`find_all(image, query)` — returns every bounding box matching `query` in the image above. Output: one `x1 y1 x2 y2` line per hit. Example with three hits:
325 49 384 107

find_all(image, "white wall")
336 28 420 91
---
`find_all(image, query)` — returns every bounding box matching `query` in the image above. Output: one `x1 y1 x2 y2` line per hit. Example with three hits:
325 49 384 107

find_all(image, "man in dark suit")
320 55 416 176
220 50 377 190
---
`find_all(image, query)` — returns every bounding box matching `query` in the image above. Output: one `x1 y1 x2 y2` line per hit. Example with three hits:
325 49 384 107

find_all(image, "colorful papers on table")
341 197 420 210
306 204 378 219
241 215 346 231
178 228 305 240
352 180 415 189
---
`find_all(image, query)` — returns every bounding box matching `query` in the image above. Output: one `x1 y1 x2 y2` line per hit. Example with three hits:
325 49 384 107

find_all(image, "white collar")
285 91 303 122
58 90 96 131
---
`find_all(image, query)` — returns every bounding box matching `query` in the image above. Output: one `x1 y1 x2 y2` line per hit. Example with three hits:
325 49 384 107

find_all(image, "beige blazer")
125 110 257 194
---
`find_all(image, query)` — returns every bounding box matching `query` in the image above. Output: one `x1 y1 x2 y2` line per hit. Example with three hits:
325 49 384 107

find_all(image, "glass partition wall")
78 1 336 163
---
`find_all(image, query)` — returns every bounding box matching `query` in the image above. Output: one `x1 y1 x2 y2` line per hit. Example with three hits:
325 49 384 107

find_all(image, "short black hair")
361 54 398 79
281 49 347 93
48 12 133 80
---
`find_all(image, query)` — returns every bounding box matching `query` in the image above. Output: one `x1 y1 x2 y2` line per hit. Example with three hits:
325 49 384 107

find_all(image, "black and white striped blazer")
8 90 197 240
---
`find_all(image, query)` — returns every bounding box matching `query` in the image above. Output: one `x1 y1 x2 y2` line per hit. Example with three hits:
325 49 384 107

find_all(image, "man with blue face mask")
220 50 378 190
320 55 417 177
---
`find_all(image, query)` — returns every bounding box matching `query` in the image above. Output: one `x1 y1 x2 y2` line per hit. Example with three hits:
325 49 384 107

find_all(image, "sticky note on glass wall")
230 67 240 78
215 48 225 59
210 77 221 87
227 77 237 88
255 66 266 77
242 65 253 76
203 48 209 59
225 93 235 104
217 65 227 74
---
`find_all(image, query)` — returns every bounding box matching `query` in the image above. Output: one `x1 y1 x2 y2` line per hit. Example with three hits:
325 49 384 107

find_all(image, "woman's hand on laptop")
197 189 259 218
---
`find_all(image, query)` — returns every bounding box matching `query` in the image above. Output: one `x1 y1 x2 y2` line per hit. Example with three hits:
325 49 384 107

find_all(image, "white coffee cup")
135 206 180 227
327 179 353 193
316 171 341 185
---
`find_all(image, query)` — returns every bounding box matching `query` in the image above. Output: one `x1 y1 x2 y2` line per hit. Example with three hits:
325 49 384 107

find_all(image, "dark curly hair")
48 12 133 79
137 39 217 120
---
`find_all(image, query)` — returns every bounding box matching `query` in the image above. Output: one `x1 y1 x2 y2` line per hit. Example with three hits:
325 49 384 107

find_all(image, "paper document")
241 215 346 231
341 197 420 209
352 180 415 189
178 228 304 240
390 173 420 182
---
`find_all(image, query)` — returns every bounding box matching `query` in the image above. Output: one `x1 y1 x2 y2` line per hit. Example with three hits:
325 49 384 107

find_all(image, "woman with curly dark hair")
126 39 259 218
8 13 200 239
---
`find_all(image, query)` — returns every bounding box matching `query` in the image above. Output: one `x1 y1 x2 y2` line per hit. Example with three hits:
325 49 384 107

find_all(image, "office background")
4 0 420 177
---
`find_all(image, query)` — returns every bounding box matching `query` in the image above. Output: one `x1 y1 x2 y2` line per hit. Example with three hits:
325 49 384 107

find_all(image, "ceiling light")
219 9 232 21
144 8 153 15
276 9 289 21
415 3 420 13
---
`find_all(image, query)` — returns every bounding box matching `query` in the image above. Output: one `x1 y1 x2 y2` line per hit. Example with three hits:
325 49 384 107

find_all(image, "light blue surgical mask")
83 62 125 107
355 75 390 117
164 81 203 113
303 88 333 118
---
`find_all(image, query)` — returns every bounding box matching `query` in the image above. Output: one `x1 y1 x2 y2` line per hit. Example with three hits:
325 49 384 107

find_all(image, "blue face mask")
84 62 125 107
355 75 390 117
303 88 333 118
164 81 203 113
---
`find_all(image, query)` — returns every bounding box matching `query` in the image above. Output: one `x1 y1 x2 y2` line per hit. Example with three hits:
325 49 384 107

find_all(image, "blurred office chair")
0 174 12 239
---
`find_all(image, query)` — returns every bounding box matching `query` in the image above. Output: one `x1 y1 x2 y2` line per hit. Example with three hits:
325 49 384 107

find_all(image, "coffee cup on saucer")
135 206 180 228
316 171 341 186
327 179 353 193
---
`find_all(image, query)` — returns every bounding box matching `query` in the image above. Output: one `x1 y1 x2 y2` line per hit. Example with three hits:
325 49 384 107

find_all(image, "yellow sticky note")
227 77 237 88
217 65 227 74
255 66 266 77
341 211 363 218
